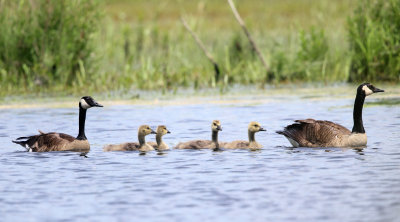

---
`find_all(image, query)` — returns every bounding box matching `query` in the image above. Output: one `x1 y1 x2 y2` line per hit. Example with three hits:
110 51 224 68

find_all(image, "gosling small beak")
259 127 267 131
151 129 156 134
217 125 222 131
373 87 384 93
167 130 171 134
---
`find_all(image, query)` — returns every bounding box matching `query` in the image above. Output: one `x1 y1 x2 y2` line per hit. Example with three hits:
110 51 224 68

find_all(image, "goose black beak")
217 126 222 131
151 129 156 134
91 99 103 107
259 127 267 131
167 130 171 134
373 88 384 93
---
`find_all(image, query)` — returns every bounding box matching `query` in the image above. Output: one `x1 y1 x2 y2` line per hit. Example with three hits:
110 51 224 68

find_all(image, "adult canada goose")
147 125 171 151
12 96 103 152
276 83 384 147
223 121 266 149
103 125 156 152
175 120 222 149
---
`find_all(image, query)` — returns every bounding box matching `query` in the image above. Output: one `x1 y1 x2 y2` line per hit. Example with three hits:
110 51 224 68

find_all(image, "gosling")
175 120 222 149
223 121 266 149
147 125 171 151
103 125 156 152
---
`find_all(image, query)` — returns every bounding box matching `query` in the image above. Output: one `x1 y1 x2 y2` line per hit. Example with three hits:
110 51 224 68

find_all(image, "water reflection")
80 152 89 158
353 147 365 155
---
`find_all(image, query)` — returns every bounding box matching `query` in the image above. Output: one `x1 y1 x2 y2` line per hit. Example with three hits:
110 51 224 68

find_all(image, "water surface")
0 90 399 221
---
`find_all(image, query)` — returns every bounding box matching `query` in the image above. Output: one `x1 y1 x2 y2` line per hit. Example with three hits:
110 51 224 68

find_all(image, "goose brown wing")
24 133 75 152
278 119 351 147
313 120 351 134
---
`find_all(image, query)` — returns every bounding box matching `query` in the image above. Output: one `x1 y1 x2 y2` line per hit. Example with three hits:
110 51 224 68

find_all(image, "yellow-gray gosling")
148 125 171 151
223 121 266 149
103 125 156 152
276 83 384 147
12 96 103 152
175 120 222 149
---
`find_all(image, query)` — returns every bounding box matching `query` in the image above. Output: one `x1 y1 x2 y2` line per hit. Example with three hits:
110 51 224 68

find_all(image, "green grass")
0 0 101 95
94 0 356 92
348 0 400 82
0 0 398 97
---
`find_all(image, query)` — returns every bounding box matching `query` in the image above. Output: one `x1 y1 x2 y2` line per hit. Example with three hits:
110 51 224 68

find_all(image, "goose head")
248 121 266 133
359 83 384 97
79 96 103 109
211 120 222 132
138 125 156 136
157 125 171 136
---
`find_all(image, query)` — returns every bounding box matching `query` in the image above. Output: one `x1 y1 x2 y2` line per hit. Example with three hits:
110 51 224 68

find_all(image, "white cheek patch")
80 98 91 109
362 85 373 96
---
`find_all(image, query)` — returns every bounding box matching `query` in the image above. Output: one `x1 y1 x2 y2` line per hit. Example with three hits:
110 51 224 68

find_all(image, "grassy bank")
1 83 399 109
0 0 398 97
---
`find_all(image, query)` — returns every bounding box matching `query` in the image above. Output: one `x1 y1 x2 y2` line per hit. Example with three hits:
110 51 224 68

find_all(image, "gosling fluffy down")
103 125 156 152
147 125 171 151
223 121 266 149
175 120 222 149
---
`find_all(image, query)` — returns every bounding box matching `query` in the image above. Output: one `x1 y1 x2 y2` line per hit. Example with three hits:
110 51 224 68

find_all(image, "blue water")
0 93 399 221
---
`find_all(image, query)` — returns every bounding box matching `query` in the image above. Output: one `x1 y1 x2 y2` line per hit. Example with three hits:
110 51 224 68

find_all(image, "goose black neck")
248 130 255 142
138 133 146 146
352 91 365 133
77 107 87 140
156 134 162 146
212 130 219 148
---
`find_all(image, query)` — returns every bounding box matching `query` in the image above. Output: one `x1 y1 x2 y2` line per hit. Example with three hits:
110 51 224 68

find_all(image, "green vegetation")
0 0 101 95
0 0 398 96
348 0 400 82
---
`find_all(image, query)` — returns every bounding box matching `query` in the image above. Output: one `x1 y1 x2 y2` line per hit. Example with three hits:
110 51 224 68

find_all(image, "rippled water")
1 91 399 221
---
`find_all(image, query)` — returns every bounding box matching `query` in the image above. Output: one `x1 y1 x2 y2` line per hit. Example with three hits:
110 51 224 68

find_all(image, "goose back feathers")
276 119 354 147
13 133 90 152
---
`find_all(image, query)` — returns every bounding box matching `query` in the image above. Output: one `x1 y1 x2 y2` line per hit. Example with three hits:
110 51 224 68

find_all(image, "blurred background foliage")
0 0 398 96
